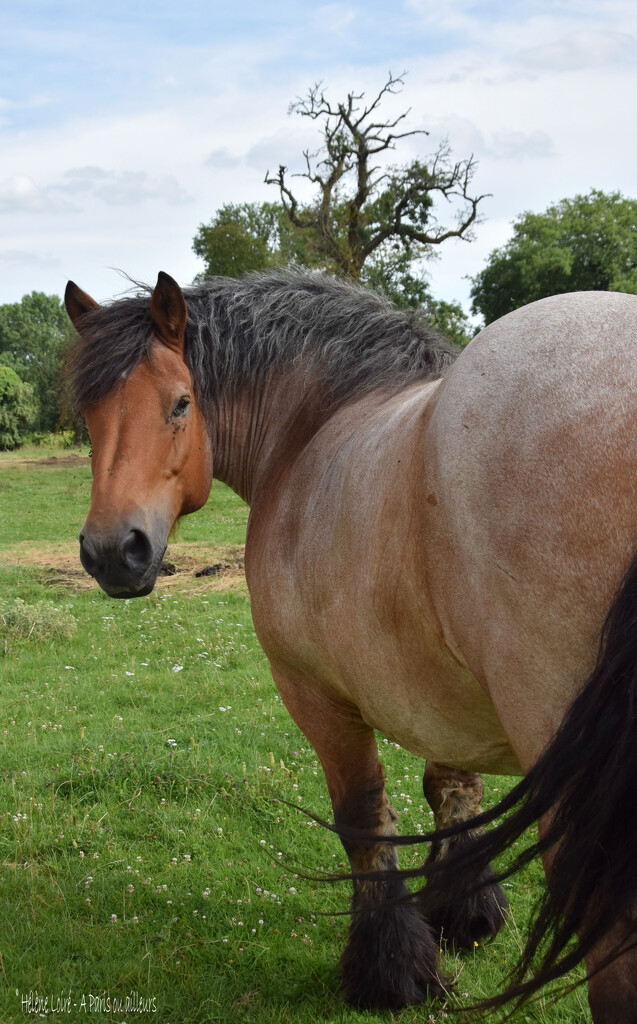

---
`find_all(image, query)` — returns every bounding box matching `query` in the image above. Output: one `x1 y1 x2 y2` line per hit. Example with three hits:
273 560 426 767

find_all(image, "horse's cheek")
180 424 212 515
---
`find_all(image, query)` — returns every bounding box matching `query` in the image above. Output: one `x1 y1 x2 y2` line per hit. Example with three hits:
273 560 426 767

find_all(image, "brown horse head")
65 272 212 597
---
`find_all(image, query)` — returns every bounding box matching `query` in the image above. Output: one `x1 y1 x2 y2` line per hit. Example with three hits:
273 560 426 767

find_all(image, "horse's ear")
150 272 187 355
65 281 99 327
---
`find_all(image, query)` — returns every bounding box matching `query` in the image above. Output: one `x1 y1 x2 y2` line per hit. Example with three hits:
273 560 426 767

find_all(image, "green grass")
0 454 591 1023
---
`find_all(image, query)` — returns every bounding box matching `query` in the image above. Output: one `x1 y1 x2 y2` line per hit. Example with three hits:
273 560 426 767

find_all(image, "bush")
0 598 77 651
29 429 77 449
0 365 36 450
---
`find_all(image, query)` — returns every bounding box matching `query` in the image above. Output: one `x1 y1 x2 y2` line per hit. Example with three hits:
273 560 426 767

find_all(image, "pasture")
0 448 589 1022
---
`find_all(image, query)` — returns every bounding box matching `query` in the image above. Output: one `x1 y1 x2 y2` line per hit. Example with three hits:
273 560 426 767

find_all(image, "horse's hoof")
424 865 507 949
340 901 447 1009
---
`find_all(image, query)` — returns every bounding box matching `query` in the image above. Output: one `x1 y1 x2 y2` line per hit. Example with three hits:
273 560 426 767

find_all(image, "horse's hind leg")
421 762 507 947
272 667 446 1010
587 944 637 1024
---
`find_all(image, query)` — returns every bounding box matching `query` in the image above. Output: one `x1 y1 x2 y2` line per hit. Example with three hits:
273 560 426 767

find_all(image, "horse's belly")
319 638 522 776
252 566 521 776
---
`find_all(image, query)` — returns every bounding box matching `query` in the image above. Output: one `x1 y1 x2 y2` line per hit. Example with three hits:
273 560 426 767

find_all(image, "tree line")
0 292 74 449
3 74 637 449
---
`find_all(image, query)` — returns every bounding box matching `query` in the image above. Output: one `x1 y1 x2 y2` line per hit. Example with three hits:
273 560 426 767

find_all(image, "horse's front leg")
272 667 446 1010
421 762 507 947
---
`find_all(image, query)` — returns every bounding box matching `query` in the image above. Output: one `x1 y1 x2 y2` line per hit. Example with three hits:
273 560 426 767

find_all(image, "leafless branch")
267 74 487 280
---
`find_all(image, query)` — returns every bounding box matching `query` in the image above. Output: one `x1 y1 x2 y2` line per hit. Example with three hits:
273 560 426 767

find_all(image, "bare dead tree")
265 73 487 281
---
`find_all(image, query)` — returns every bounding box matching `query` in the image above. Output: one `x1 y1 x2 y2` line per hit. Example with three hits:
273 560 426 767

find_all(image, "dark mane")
71 268 457 414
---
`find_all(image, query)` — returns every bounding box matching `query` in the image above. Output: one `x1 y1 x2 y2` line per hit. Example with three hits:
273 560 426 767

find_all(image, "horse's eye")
172 396 191 419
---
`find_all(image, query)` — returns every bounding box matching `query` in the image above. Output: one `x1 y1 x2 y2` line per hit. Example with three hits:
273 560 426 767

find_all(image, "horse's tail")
411 552 637 1009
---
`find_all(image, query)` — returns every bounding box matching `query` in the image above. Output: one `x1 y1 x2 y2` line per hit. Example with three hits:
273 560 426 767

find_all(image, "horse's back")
427 291 637 768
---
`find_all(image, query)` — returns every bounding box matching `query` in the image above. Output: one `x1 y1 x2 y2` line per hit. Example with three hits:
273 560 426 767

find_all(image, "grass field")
0 447 591 1023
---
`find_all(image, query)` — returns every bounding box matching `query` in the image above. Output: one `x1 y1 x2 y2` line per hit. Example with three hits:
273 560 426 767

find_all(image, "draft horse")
65 269 637 1021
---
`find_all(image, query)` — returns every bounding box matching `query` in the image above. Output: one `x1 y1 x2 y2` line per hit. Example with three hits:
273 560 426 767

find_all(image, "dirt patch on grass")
0 541 246 594
16 454 90 468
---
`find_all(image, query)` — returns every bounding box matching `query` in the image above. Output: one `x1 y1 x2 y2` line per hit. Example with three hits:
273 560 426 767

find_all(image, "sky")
1 0 637 319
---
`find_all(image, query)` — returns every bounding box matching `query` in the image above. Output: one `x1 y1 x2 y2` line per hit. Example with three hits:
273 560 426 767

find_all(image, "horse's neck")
210 366 325 504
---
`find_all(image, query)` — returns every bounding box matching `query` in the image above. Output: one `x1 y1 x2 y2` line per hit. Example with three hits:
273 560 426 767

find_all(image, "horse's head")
66 272 212 598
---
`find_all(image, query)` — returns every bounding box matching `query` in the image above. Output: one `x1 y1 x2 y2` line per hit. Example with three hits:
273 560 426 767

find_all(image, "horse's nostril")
79 531 99 576
121 528 153 572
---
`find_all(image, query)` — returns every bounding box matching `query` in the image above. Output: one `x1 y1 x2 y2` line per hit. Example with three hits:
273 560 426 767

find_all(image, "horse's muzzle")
79 522 166 598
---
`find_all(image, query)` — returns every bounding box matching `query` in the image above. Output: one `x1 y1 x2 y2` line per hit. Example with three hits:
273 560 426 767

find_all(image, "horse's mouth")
79 523 167 599
98 577 158 599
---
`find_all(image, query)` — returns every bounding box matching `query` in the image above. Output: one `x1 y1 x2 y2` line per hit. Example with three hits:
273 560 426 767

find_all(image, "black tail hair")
323 553 637 1012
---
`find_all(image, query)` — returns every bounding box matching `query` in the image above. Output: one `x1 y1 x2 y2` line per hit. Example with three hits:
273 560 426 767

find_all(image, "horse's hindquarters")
426 293 637 770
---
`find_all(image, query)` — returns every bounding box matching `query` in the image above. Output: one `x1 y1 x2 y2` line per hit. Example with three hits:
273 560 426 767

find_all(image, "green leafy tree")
193 201 325 279
0 366 35 450
0 292 72 431
470 189 637 325
361 238 472 344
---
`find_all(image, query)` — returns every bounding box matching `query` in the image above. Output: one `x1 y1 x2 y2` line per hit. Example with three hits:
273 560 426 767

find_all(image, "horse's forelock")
69 293 155 412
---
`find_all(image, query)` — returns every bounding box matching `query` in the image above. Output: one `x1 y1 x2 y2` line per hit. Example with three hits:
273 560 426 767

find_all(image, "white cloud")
59 167 191 206
404 0 482 36
0 174 73 213
0 174 43 210
59 166 110 192
244 126 319 175
0 248 61 269
205 148 242 170
412 116 555 162
519 29 637 71
489 129 555 160
312 5 358 35
0 166 191 215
